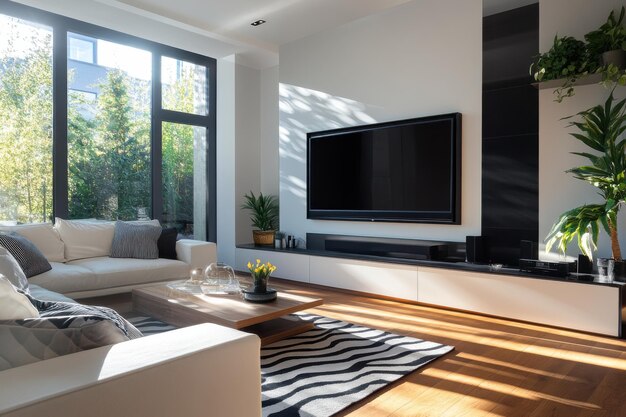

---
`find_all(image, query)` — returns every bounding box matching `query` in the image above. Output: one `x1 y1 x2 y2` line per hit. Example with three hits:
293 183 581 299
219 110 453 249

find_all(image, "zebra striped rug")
127 315 177 335
128 313 454 417
261 313 453 417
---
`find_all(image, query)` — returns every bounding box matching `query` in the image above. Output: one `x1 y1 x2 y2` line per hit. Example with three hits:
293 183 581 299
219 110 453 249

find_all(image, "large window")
0 3 216 241
68 36 152 220
0 14 53 224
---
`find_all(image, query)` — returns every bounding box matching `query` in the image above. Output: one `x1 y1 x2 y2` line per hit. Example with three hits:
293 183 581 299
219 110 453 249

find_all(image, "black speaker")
577 254 593 274
520 240 538 260
466 236 488 263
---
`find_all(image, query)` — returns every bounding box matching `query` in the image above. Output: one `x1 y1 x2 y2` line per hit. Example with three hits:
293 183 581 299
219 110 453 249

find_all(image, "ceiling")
103 0 413 51
91 0 537 68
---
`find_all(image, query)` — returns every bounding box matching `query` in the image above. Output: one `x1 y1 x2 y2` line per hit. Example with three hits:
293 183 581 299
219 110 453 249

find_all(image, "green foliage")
161 66 197 233
585 6 626 60
530 36 591 102
531 7 626 103
68 69 151 220
0 22 198 226
546 93 626 260
241 191 279 231
530 35 589 81
0 25 53 223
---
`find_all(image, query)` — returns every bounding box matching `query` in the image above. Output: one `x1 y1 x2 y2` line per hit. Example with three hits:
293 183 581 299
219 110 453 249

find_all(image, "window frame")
0 2 217 242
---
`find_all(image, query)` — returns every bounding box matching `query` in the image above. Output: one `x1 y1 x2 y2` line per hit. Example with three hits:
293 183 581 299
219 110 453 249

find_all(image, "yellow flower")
247 261 252 269
256 259 261 265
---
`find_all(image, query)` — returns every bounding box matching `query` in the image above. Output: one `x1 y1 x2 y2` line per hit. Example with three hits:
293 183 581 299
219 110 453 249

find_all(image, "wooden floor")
268 278 626 417
89 278 626 417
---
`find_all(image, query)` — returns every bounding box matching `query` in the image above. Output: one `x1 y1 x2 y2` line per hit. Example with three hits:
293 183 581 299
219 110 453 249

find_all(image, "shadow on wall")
278 83 380 211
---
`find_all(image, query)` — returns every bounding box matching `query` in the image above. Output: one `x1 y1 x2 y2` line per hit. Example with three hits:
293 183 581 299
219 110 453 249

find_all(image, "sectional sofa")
0 220 262 417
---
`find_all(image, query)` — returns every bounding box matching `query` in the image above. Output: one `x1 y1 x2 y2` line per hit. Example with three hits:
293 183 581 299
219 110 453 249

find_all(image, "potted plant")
242 258 278 302
246 259 276 293
546 93 626 280
584 6 626 70
241 191 279 246
530 35 591 102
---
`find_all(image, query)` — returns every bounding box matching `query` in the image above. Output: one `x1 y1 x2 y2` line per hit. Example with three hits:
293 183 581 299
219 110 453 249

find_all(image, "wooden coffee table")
132 284 324 345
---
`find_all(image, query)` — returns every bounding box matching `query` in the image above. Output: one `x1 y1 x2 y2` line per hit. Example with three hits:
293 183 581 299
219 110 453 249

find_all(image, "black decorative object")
466 236 488 264
242 287 277 303
520 240 539 260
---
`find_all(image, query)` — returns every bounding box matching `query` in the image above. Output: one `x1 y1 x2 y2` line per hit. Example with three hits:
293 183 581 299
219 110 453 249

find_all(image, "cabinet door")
235 249 310 283
309 256 418 301
417 266 620 336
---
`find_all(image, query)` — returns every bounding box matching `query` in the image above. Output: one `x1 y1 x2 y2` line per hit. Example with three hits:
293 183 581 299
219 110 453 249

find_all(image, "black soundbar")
519 259 571 277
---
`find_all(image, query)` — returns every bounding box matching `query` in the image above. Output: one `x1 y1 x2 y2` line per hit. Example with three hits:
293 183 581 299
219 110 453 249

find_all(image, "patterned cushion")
0 233 52 278
0 298 143 371
0 247 30 293
110 221 162 259
157 227 178 259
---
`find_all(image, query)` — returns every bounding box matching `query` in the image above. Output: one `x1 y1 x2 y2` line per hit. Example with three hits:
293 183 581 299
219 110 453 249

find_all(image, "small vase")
253 275 268 293
597 257 614 280
613 259 626 282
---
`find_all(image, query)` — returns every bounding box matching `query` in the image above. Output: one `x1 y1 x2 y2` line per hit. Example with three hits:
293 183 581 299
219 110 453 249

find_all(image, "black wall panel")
482 4 539 266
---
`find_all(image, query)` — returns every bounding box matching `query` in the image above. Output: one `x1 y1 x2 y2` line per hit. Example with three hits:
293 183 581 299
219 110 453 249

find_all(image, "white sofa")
0 221 262 417
0 221 216 299
0 324 262 417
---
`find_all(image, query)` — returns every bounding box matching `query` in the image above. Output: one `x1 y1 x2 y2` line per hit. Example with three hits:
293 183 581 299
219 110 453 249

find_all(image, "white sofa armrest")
176 239 217 270
0 324 261 417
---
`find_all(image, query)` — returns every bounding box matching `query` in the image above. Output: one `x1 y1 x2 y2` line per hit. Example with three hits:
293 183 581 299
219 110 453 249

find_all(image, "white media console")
236 245 624 337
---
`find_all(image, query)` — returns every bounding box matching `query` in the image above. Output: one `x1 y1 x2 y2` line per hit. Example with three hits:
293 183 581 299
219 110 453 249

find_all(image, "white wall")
539 0 626 261
260 66 280 197
216 56 237 265
235 64 262 246
278 0 482 244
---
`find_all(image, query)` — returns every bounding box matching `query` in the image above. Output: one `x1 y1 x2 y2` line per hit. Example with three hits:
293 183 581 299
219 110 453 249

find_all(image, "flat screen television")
307 112 461 224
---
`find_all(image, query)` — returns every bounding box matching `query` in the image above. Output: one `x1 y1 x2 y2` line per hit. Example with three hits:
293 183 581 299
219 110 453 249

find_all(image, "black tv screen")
307 113 461 224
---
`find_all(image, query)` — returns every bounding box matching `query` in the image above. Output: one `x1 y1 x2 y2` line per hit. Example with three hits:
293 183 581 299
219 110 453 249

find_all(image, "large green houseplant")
241 191 279 246
546 93 626 279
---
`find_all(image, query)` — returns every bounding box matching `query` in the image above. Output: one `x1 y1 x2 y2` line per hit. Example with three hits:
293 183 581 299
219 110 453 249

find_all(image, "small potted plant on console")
546 93 626 281
241 191 279 246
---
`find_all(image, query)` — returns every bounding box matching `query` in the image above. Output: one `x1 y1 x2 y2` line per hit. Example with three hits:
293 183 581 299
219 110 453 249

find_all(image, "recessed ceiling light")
251 19 266 27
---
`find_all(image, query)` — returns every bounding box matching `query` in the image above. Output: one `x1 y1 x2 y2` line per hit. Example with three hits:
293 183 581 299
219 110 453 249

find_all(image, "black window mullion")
52 24 68 220
207 62 217 243
159 109 209 126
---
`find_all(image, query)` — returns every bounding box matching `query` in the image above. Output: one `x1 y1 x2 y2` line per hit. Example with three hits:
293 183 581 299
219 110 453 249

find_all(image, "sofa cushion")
0 299 141 371
158 228 178 259
111 221 162 259
28 284 76 303
0 247 30 293
54 218 115 261
0 233 52 278
28 262 97 295
0 223 65 262
68 257 189 290
0 275 39 320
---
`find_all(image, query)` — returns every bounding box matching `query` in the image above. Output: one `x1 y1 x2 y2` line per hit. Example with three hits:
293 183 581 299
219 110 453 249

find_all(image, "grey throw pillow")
0 232 52 278
110 221 162 259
